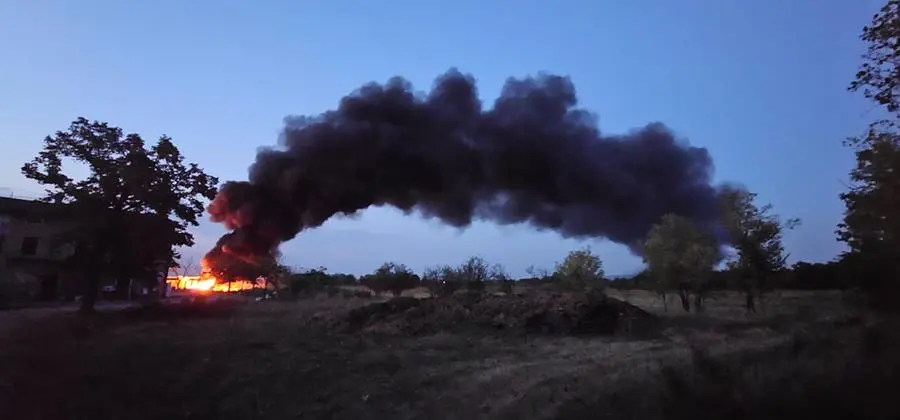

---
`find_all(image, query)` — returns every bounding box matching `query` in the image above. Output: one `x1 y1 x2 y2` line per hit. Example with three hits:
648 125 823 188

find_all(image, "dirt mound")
343 292 659 336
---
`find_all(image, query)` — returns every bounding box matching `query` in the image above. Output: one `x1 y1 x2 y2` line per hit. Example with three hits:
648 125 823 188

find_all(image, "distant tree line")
250 247 607 301
178 242 861 307
609 259 856 293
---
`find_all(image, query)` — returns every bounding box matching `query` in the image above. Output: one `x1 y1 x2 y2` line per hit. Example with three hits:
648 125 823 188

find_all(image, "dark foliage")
20 118 218 311
343 292 658 336
611 258 858 292
359 262 420 296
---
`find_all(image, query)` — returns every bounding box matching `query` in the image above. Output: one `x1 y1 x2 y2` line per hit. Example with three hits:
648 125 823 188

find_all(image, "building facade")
0 196 88 301
0 196 178 303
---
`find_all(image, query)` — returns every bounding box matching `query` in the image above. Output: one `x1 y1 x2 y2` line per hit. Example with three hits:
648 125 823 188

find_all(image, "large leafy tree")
643 214 720 312
22 117 218 312
849 0 900 115
838 126 900 300
841 0 900 304
837 124 900 253
719 186 799 312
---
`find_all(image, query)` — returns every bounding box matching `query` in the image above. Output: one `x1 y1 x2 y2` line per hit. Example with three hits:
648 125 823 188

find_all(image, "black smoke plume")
205 69 724 273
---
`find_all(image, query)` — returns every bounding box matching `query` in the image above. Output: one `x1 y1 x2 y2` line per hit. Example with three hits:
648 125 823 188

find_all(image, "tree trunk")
80 271 99 314
62 272 76 301
678 287 691 312
757 290 766 314
115 268 131 300
693 294 704 313
659 291 668 312
745 290 756 313
74 243 101 314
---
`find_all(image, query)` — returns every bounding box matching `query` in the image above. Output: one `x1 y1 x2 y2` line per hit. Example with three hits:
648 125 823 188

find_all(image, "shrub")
422 257 512 297
360 262 420 297
553 246 606 292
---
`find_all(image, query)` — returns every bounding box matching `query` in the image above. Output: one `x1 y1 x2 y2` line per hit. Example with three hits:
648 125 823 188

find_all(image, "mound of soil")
343 292 659 336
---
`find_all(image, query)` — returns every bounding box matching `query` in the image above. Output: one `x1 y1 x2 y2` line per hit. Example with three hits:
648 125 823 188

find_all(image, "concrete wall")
1 198 173 301
0 200 81 300
0 214 79 262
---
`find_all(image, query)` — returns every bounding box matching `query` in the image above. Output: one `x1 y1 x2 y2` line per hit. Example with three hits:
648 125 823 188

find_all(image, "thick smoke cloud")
205 69 723 272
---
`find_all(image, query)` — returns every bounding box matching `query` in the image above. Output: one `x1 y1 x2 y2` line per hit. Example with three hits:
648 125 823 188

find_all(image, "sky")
0 0 885 277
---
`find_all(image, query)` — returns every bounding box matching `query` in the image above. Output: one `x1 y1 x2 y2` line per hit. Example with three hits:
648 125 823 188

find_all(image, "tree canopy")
719 185 799 311
553 246 605 291
360 262 420 296
849 0 900 115
21 117 218 311
842 0 900 302
643 213 720 312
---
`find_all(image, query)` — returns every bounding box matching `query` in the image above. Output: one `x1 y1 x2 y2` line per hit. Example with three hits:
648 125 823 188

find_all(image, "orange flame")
166 258 265 293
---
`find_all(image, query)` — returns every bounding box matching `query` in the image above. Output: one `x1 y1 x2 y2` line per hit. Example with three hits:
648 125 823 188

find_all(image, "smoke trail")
205 69 723 273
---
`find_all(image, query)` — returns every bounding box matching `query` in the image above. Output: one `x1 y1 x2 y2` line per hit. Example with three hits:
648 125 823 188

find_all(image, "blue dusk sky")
0 0 885 276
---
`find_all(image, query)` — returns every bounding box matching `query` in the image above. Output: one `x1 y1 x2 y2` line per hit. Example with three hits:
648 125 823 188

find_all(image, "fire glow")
166 259 265 293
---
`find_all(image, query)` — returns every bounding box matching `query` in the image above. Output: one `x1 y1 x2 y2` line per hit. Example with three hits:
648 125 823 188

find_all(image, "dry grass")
0 290 895 420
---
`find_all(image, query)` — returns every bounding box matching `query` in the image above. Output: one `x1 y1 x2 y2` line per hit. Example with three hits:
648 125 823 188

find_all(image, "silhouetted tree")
256 256 291 295
491 263 514 294
361 262 419 296
842 0 900 306
719 186 799 312
786 260 850 290
21 118 218 312
421 257 509 296
522 265 553 285
553 246 606 292
608 269 656 291
849 0 900 115
643 214 720 312
287 268 330 297
454 256 492 292
422 265 454 297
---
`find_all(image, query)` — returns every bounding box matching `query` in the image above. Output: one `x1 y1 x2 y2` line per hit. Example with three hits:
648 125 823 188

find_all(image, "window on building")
20 237 39 256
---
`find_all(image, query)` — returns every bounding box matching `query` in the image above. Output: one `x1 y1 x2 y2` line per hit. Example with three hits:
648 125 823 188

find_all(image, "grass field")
1 288 897 420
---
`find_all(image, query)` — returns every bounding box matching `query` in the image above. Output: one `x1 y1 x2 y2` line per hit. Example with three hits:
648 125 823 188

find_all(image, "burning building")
165 259 267 294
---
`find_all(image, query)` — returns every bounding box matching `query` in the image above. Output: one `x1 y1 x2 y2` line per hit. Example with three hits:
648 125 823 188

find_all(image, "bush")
286 269 332 298
422 257 510 297
360 262 420 296
422 265 459 297
553 247 606 292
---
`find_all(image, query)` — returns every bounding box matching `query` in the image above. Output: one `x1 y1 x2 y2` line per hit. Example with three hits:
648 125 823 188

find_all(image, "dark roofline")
0 196 177 232
0 196 81 221
0 196 53 214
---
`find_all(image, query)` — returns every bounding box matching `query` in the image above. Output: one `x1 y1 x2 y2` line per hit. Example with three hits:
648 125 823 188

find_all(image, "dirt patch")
342 292 660 336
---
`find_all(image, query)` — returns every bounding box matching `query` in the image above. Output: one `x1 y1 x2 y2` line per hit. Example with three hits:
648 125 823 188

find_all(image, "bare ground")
0 289 896 420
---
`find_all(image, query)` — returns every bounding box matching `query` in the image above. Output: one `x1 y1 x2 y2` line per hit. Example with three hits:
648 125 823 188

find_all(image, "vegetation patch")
343 292 659 336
